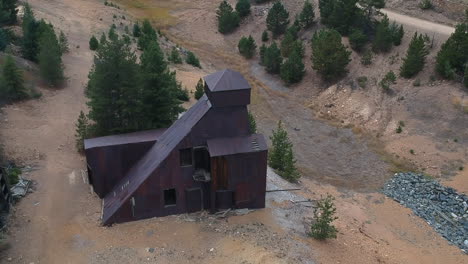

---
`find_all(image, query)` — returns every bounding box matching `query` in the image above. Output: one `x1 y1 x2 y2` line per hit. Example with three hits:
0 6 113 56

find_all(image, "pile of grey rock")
383 172 468 253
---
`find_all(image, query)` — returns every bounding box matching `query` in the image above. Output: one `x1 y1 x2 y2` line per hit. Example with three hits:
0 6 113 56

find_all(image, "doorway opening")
164 188 177 206
193 147 211 182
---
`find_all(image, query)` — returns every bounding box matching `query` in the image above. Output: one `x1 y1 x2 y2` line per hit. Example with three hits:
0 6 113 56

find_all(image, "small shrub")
194 78 204 100
262 30 269 42
89 35 99 50
410 149 415 155
6 167 21 185
75 111 89 152
454 138 458 143
380 71 397 91
419 0 434 10
413 79 421 86
309 194 338 240
168 47 182 64
177 87 190 102
357 76 368 88
248 111 257 133
396 126 403 133
361 50 372 65
459 166 464 171
399 120 405 127
186 51 201 68
238 35 257 59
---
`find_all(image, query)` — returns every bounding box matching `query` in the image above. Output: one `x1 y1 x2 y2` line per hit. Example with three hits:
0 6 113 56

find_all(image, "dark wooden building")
84 69 268 225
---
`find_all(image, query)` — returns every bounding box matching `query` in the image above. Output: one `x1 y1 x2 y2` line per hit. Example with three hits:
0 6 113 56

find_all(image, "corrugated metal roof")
203 69 251 92
102 95 212 224
84 128 167 149
207 134 268 157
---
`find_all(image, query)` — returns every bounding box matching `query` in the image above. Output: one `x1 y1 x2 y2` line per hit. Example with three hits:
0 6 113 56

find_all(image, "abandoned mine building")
84 69 268 225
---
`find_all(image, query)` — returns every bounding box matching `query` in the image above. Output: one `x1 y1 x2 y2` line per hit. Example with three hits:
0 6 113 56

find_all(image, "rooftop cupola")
203 69 251 108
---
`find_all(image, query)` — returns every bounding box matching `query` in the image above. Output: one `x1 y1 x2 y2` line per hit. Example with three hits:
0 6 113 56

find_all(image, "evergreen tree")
108 25 118 41
168 46 182 64
75 111 88 152
89 35 99 50
21 4 39 61
0 0 18 25
291 40 305 58
59 31 69 53
359 0 385 20
186 51 202 68
390 23 404 46
324 0 363 35
137 19 157 50
38 26 64 86
262 30 269 42
319 0 335 25
217 0 240 34
309 194 338 240
138 40 184 129
280 49 305 84
0 55 27 101
133 23 141 37
436 23 468 79
349 28 367 51
372 15 393 52
299 0 315 29
86 34 141 135
311 29 351 80
238 35 257 59
248 111 257 133
236 0 251 17
263 42 282 74
266 1 289 37
268 120 300 182
280 31 295 57
194 78 204 100
400 33 429 78
464 65 468 88
99 32 107 45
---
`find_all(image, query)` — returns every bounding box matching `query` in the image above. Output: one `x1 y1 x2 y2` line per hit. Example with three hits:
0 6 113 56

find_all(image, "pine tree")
108 25 118 41
299 0 315 29
311 29 351 80
38 26 64 87
325 0 362 35
168 46 182 64
319 0 334 25
235 0 251 17
391 23 404 46
263 42 282 74
238 35 257 59
266 1 290 37
186 51 202 68
464 65 468 88
0 55 27 101
359 0 385 20
21 4 40 61
280 49 305 84
349 28 367 51
373 15 393 52
138 40 184 129
89 35 99 50
400 33 429 78
133 23 141 37
262 30 269 42
75 111 88 152
59 31 69 53
280 31 295 57
268 120 300 182
99 32 107 45
436 22 468 79
0 0 18 25
86 34 141 135
194 78 204 100
137 19 157 50
309 194 338 240
217 0 240 34
248 111 257 133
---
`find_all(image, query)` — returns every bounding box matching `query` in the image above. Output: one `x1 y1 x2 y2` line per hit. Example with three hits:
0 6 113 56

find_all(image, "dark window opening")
164 188 177 206
179 148 193 166
194 147 210 171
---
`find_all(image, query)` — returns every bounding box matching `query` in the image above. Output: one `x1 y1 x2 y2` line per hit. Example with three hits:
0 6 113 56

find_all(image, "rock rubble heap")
383 172 468 253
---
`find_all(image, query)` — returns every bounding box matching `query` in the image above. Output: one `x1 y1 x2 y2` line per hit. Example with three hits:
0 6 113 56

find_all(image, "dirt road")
382 8 455 37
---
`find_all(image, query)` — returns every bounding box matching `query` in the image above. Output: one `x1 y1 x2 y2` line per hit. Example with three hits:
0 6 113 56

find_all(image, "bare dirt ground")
0 0 467 263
